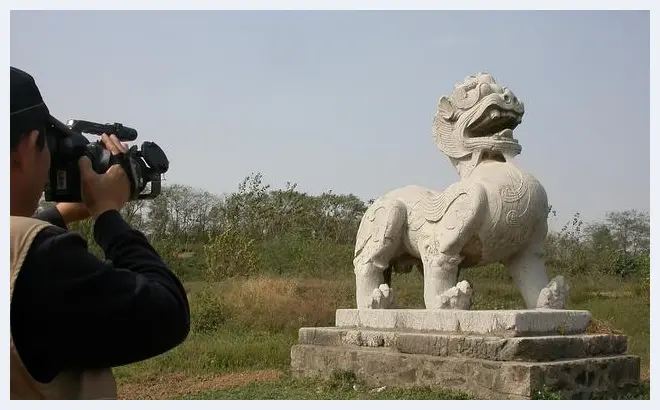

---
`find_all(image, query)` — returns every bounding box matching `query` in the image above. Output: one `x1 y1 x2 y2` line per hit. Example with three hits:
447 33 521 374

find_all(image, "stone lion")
353 73 568 311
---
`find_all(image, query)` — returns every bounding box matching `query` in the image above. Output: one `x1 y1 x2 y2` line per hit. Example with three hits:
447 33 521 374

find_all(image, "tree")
584 222 616 254
605 210 649 255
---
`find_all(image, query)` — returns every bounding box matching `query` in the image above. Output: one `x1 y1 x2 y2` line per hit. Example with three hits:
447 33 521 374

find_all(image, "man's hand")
79 134 131 219
55 202 91 225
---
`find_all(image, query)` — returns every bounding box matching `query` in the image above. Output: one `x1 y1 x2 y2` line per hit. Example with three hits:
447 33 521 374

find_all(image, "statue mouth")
467 105 522 141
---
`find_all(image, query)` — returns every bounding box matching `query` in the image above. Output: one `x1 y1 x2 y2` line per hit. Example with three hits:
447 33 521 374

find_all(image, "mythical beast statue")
353 73 568 311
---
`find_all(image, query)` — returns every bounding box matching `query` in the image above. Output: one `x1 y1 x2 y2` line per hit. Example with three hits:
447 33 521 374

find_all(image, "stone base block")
298 327 629 362
290 344 640 400
335 309 592 336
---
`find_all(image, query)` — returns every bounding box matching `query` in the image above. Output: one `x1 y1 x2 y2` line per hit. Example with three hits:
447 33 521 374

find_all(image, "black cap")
10 66 51 149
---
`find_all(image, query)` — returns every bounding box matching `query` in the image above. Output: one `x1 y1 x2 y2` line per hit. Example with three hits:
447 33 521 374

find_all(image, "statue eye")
480 83 493 96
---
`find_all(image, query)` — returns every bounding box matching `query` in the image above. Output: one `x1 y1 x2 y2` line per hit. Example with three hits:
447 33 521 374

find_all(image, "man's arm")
33 205 67 229
11 209 190 383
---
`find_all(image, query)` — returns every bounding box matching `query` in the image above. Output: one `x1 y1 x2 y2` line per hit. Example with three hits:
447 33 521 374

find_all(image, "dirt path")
117 369 283 400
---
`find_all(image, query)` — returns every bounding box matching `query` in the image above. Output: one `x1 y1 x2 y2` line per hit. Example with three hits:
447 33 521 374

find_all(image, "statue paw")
436 280 473 310
536 275 570 309
370 284 395 309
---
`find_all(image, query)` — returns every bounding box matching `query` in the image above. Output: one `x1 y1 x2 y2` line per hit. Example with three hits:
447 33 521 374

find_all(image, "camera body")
43 118 169 203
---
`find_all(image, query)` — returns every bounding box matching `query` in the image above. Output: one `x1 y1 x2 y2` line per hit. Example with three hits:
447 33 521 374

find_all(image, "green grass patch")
180 371 474 400
114 328 298 382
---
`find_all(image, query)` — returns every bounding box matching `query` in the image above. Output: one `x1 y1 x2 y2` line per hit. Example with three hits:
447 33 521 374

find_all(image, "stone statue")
353 73 568 311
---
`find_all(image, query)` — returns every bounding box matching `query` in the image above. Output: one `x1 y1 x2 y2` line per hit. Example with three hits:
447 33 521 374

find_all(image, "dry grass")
586 317 625 335
192 277 355 331
225 277 337 329
117 370 282 400
587 290 634 299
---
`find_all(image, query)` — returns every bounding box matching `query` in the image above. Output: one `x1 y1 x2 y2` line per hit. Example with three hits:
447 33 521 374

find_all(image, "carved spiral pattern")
499 167 528 203
505 209 522 227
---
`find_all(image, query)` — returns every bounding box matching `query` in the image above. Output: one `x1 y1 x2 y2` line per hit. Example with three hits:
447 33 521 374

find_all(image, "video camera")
43 118 169 203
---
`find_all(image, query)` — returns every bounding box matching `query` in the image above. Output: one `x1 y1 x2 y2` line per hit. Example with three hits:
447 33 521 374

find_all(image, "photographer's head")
10 67 52 217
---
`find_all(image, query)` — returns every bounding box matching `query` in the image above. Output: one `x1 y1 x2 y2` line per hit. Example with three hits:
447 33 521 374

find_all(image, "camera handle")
106 150 141 200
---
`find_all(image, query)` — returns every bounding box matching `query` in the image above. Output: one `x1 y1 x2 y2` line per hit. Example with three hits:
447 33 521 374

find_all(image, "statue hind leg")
504 219 569 309
354 258 397 309
383 265 393 288
353 200 407 309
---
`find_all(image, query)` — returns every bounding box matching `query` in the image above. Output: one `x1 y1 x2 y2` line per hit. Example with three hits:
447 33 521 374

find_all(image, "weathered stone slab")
335 309 591 336
290 344 640 400
298 327 628 362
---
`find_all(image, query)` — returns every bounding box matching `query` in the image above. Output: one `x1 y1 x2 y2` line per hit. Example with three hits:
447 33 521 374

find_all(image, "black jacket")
10 207 190 383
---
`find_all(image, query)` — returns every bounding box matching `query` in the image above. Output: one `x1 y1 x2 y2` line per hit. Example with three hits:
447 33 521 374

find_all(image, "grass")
182 371 475 400
113 266 650 400
113 328 297 381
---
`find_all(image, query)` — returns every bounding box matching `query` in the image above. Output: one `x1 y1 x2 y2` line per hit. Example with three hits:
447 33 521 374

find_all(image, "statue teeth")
499 129 513 139
490 110 500 119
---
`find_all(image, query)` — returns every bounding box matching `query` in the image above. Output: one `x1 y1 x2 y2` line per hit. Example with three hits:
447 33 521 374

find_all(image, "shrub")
259 234 354 277
203 227 261 280
189 286 228 333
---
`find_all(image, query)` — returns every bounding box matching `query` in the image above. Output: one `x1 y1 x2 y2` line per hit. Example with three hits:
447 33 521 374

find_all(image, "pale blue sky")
10 10 650 230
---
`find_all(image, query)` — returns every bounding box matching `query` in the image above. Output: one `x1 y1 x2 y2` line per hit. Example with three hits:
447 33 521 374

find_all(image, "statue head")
432 73 525 176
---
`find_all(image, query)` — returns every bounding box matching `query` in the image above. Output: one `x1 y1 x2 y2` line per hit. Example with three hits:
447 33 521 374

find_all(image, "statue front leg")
420 186 486 310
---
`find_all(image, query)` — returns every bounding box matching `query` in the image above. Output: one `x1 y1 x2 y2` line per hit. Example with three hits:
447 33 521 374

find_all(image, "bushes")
543 211 649 280
203 227 261 280
258 233 354 277
190 286 228 333
545 242 649 280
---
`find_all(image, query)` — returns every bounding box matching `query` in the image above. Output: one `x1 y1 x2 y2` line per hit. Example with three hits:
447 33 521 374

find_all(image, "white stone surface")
352 73 556 311
335 309 592 336
437 280 473 310
537 275 570 309
370 284 395 309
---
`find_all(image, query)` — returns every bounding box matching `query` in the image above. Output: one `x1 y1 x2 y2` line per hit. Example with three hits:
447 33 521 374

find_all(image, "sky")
10 10 650 231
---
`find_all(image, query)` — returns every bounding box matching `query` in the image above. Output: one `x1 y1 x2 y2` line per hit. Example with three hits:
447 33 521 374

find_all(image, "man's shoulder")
10 215 82 249
11 216 90 290
10 215 53 225
10 215 56 238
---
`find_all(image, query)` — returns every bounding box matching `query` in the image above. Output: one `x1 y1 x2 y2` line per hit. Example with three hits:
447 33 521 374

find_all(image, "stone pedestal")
290 309 640 399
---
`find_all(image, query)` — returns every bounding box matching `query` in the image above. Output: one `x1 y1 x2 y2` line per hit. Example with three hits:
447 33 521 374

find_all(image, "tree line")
40 172 650 281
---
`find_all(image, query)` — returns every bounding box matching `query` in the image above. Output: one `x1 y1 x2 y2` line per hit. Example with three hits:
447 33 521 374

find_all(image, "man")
9 66 190 399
